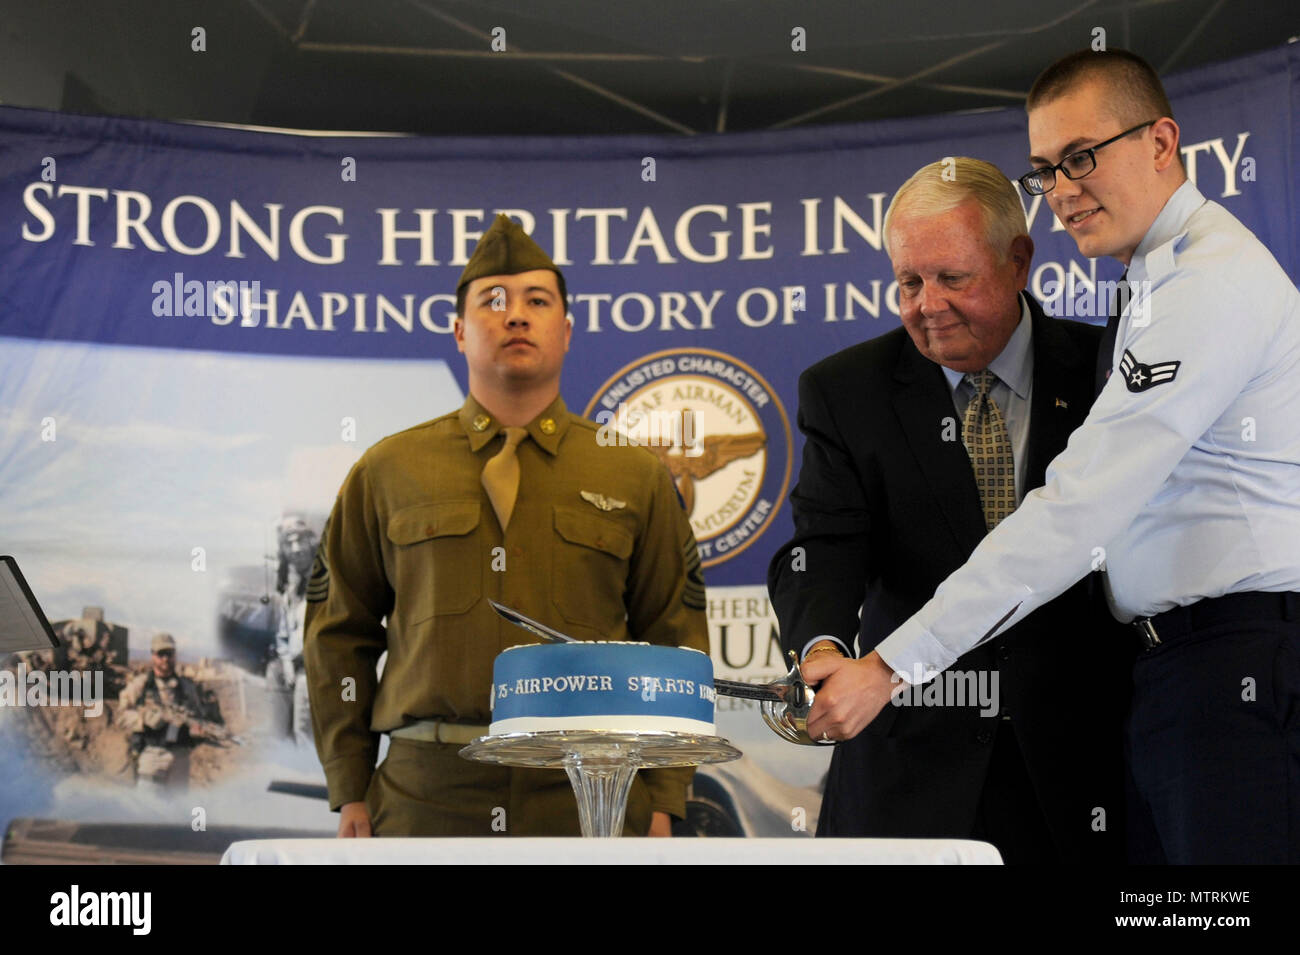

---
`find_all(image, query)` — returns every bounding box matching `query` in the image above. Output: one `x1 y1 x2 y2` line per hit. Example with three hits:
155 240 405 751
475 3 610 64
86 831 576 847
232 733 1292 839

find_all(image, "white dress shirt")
877 181 1300 682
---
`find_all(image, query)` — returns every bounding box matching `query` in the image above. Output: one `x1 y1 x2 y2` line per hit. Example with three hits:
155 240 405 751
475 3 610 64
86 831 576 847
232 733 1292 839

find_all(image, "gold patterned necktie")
961 369 1015 531
481 426 528 531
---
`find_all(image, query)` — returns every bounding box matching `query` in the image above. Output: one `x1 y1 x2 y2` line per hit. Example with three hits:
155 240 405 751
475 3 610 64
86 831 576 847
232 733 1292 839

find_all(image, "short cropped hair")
882 157 1027 262
456 270 569 318
1026 48 1175 128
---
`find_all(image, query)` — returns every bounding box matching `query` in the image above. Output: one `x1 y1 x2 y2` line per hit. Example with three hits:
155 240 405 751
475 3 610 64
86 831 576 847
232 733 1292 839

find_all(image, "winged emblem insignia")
580 490 626 511
646 431 766 516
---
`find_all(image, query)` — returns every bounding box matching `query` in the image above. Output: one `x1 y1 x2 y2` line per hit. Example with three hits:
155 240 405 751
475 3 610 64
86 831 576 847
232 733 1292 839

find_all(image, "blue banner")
1 44 1296 846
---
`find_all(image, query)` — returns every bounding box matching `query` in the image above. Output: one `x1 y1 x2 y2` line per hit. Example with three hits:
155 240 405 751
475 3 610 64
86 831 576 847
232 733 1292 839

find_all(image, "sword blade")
488 600 579 644
713 678 785 703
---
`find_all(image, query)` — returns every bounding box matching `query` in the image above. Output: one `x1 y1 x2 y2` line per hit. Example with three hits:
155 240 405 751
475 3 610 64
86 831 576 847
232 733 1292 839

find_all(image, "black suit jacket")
767 296 1134 861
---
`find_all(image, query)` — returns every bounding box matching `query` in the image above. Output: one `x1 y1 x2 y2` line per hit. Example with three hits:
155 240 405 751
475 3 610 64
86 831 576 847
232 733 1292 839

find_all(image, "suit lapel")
1023 295 1091 491
890 340 987 556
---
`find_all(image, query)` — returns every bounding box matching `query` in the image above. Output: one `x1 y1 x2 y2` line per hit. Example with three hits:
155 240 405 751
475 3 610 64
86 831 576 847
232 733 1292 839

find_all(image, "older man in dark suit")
768 157 1133 863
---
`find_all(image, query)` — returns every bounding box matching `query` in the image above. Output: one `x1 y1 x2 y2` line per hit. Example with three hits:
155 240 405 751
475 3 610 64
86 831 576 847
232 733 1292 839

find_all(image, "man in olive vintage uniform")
304 214 708 837
117 633 226 789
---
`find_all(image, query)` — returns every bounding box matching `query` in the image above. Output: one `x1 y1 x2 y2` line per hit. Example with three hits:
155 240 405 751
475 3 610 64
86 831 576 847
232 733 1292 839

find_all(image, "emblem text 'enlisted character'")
304 214 709 837
769 158 1132 862
800 50 1300 864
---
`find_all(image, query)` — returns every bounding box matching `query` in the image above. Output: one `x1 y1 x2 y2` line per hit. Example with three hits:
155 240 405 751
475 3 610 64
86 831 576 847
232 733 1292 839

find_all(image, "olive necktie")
962 369 1015 531
481 426 528 531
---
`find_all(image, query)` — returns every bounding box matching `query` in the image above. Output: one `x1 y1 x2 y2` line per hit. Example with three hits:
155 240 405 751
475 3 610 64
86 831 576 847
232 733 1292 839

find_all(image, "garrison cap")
456 214 562 293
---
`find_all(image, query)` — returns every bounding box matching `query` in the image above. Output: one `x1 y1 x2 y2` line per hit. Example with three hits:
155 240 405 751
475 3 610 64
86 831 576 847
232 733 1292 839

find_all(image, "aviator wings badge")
580 490 626 511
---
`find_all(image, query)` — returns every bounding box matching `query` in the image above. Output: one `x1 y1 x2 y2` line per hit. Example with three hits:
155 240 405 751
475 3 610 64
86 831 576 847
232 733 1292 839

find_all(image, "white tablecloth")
221 836 1002 865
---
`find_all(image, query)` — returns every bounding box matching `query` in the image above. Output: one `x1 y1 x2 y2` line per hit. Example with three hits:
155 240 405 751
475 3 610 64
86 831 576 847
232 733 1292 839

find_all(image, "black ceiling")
1 0 1296 135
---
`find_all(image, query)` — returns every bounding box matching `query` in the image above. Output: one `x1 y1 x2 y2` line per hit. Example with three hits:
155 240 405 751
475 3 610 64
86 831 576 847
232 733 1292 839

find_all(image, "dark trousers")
1126 613 1300 863
971 722 1059 864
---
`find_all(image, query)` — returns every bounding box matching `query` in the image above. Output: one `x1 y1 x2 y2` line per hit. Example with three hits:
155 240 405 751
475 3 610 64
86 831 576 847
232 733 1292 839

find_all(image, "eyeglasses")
1018 120 1157 196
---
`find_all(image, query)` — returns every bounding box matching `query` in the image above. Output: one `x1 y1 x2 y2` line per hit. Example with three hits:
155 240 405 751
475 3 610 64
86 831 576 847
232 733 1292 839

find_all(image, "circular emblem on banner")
584 348 791 567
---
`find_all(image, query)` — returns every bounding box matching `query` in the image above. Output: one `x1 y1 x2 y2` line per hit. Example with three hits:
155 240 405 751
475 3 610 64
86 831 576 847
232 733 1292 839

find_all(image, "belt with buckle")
390 719 489 744
1131 591 1300 650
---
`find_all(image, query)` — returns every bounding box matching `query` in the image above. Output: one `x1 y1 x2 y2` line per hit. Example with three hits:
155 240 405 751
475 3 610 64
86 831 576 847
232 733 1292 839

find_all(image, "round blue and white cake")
489 642 716 736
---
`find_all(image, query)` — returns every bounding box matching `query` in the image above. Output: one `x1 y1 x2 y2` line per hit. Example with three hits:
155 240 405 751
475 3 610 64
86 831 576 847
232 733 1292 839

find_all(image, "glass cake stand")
460 729 741 837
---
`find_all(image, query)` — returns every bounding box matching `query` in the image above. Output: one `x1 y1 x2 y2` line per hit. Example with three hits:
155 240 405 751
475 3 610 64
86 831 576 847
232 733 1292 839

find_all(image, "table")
221 836 1002 865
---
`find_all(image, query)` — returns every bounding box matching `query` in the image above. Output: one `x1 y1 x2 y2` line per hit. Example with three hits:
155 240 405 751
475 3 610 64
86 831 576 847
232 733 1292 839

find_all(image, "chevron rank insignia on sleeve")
305 520 330 603
1119 349 1181 392
682 536 706 611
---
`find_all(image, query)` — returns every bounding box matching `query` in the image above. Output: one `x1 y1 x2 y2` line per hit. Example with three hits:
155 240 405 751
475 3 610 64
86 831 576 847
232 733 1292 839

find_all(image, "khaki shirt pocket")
386 500 483 623
551 504 634 632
